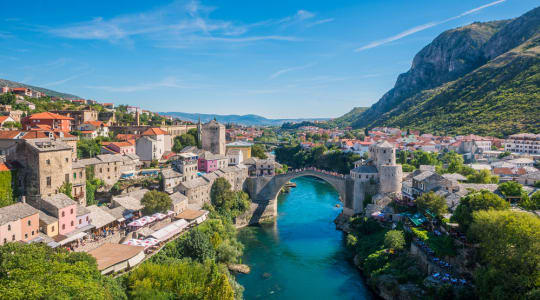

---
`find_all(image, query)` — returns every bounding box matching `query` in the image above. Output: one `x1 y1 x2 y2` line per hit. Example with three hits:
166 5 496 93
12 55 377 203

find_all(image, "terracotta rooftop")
141 127 168 136
27 112 73 120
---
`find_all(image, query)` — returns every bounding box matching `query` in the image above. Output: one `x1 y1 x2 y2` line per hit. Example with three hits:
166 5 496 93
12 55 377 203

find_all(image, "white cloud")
355 0 506 52
89 76 203 92
47 0 305 47
269 63 315 79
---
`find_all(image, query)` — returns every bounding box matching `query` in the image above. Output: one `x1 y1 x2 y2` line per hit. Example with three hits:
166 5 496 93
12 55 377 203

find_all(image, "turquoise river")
237 176 373 299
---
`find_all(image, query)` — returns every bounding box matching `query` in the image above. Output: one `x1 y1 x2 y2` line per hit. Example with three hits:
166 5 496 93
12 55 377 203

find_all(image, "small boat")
284 182 297 188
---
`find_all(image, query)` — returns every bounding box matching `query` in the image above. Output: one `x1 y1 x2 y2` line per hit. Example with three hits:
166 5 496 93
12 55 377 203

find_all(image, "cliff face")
346 6 540 136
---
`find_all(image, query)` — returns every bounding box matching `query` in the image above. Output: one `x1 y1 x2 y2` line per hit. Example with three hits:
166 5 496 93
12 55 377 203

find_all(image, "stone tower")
201 120 225 155
369 141 402 195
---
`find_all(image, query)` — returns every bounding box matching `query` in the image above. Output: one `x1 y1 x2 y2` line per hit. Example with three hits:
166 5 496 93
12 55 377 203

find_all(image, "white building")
227 149 244 166
77 121 109 138
504 133 540 155
135 128 171 163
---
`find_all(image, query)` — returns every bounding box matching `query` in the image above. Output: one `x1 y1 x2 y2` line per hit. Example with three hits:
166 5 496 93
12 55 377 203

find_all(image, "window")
62 224 65 230
3 238 6 244
71 221 74 226
46 177 51 187
52 226 54 232
79 219 82 225
32 231 34 236
70 208 74 214
11 235 15 241
27 220 31 226
73 172 76 179
24 233 28 239
100 168 102 173
46 159 50 165
65 157 69 163
7 225 10 231
62 211 65 217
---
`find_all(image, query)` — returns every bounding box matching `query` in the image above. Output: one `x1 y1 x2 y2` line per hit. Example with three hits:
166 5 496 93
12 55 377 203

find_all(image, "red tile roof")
27 112 73 120
0 116 13 123
0 131 21 139
142 128 168 136
21 131 49 139
84 121 107 127
0 162 11 172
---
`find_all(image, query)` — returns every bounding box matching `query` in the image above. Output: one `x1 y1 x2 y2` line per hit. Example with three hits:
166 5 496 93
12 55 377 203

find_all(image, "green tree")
141 190 172 215
0 243 126 299
178 229 216 262
77 139 101 158
251 144 267 159
469 210 540 299
126 261 235 300
0 168 17 208
440 151 464 173
452 190 509 232
0 93 15 105
498 181 524 197
384 230 405 251
467 169 499 184
415 191 447 217
521 190 540 210
211 177 232 209
58 182 73 199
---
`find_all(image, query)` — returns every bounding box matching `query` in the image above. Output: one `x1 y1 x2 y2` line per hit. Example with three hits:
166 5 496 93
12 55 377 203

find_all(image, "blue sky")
0 0 537 118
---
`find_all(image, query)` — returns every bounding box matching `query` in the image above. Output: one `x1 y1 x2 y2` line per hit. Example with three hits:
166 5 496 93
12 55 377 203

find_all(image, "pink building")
0 203 40 245
198 151 228 173
38 194 77 235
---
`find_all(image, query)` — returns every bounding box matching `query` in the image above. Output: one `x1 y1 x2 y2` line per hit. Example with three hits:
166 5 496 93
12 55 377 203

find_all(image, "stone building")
51 110 98 128
349 141 403 213
79 153 140 187
201 120 225 155
135 128 171 163
175 165 248 209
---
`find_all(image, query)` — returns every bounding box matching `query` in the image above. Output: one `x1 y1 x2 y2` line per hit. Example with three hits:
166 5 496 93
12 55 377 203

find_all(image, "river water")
237 176 373 300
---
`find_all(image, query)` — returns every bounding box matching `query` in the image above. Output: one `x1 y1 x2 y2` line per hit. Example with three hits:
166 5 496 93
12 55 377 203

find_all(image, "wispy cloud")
88 76 203 92
355 0 506 52
269 63 315 79
39 73 87 87
46 0 310 47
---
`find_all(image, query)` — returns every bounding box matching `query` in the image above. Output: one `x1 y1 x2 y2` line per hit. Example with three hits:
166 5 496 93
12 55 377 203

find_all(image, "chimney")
135 111 140 126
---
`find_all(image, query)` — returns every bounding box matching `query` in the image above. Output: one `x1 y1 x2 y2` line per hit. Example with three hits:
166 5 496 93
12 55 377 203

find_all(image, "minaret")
197 117 202 145
135 110 140 126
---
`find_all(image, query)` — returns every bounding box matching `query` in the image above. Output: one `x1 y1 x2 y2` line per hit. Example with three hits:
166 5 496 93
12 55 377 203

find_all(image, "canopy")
167 210 176 216
127 219 146 227
140 216 156 223
150 219 189 241
58 232 87 246
152 212 167 220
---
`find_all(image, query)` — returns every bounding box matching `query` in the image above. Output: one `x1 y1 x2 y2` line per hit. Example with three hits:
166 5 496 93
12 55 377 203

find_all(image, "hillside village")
0 84 539 298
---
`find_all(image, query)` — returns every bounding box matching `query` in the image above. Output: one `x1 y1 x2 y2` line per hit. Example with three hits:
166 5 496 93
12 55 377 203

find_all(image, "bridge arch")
269 170 347 205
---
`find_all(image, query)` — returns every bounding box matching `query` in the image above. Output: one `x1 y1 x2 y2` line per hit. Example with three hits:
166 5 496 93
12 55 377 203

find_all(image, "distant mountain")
160 112 330 126
327 107 368 127
0 79 81 100
342 6 540 137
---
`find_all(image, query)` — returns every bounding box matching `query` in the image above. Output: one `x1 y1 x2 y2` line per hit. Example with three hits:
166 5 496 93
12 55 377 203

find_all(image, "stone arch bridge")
245 169 361 224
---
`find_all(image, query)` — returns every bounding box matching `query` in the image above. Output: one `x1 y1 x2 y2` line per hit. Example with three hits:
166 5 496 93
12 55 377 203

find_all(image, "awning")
58 232 87 246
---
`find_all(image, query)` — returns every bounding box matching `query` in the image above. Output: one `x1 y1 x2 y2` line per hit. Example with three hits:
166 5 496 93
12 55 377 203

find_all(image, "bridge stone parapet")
245 168 361 224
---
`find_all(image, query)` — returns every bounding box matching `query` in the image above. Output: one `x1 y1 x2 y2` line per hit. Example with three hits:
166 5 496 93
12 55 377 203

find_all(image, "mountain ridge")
0 79 81 100
342 6 540 136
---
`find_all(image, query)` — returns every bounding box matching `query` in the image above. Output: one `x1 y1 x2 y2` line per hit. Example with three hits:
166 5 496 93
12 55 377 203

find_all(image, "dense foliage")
452 190 509 232
0 243 126 300
125 261 234 300
172 130 198 152
414 191 448 217
469 210 540 299
250 144 267 159
383 230 405 251
210 178 250 222
140 190 172 215
0 169 17 208
275 144 360 174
